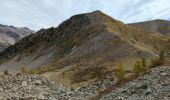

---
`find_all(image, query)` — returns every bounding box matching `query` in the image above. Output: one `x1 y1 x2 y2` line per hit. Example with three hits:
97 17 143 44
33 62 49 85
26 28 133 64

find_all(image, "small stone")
35 80 42 85
160 72 167 76
131 82 137 86
0 88 3 91
145 88 152 95
37 93 45 99
33 76 37 79
117 96 125 100
22 81 28 86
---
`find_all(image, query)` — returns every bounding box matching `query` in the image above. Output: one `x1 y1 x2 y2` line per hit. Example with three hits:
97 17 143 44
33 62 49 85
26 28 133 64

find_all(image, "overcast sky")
0 0 170 30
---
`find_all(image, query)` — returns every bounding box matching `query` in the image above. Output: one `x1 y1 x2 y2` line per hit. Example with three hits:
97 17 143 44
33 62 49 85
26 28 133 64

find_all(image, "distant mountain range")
130 19 170 36
0 11 169 85
0 24 34 51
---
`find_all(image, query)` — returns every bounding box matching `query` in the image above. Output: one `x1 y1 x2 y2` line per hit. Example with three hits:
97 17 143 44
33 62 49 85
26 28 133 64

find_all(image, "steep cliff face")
0 11 169 84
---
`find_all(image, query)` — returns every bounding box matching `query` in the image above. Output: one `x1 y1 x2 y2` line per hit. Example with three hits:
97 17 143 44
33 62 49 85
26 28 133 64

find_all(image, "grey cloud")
0 0 169 30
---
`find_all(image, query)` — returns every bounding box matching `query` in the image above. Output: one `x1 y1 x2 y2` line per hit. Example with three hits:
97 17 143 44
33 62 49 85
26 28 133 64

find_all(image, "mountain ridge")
0 11 170 85
129 19 170 36
0 24 34 52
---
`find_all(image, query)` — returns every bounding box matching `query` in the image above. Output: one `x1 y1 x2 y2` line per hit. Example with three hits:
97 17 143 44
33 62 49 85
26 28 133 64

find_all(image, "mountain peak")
68 10 108 21
0 24 34 45
90 10 103 14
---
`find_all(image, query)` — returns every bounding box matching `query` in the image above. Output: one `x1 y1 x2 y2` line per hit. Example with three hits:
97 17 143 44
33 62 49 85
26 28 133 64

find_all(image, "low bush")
150 50 165 68
4 70 8 75
20 66 30 74
133 58 146 76
115 63 125 82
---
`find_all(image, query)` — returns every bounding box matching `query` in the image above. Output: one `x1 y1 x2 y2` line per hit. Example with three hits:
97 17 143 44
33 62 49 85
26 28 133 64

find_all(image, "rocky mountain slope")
0 42 10 52
130 19 170 36
0 11 170 85
0 24 34 51
101 66 170 100
0 66 169 99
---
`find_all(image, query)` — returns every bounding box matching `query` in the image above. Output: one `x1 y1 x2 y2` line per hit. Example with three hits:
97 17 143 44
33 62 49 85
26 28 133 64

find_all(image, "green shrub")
4 70 8 75
29 70 37 74
150 50 165 68
150 58 160 68
21 66 30 74
115 63 125 82
142 57 146 68
159 50 165 65
133 59 146 76
29 67 48 74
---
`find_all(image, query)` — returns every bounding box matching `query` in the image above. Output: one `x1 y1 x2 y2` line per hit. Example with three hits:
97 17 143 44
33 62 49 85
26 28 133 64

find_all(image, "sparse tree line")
2 50 166 85
20 50 166 77
114 50 166 83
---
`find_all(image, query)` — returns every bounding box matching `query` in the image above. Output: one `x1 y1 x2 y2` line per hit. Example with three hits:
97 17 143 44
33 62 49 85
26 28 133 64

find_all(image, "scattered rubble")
101 66 170 100
0 66 169 100
0 73 115 99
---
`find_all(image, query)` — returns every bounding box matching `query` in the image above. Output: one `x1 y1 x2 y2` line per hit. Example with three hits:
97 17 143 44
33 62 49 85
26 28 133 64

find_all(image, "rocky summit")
0 66 169 100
